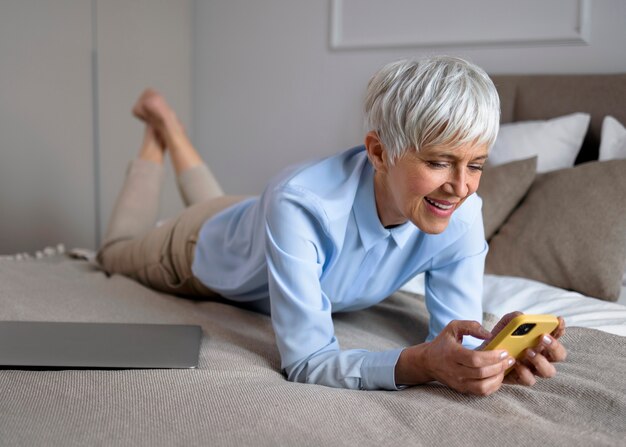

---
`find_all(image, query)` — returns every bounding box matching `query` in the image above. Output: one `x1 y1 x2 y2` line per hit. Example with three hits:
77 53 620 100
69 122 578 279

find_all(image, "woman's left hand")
480 312 567 386
504 315 567 386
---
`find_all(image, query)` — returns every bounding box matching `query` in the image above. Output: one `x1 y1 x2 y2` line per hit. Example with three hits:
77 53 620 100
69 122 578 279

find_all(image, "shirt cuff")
360 348 405 390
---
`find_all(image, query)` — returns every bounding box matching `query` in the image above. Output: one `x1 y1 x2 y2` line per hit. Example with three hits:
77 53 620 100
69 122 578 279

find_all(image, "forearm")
286 347 404 390
394 343 434 386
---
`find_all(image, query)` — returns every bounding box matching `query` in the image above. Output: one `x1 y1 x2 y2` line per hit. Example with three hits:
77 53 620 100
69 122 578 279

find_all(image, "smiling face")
365 131 488 234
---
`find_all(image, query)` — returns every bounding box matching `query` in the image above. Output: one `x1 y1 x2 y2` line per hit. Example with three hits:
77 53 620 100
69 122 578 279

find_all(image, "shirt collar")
353 162 415 251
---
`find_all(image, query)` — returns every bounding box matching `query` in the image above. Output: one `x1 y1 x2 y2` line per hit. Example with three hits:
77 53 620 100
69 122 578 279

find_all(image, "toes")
132 89 184 143
132 88 162 121
143 93 175 126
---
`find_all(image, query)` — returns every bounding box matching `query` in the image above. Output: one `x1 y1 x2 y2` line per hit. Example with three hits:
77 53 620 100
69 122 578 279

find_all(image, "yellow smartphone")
483 314 559 375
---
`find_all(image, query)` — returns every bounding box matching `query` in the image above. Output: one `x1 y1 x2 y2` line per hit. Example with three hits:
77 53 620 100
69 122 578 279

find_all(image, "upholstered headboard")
490 74 626 164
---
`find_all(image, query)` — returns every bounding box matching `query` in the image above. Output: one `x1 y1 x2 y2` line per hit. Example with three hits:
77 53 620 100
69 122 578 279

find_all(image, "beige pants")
97 159 247 298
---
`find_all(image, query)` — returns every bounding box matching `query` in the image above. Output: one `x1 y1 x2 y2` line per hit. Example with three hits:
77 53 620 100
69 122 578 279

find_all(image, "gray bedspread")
1 254 625 446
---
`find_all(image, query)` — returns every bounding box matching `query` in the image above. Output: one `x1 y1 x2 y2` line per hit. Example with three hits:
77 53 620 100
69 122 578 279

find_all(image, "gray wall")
0 1 95 254
96 0 192 246
0 0 192 254
192 0 626 195
1 0 624 253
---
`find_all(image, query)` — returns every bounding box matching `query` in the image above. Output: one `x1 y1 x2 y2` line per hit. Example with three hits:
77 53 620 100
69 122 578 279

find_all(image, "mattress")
401 273 626 337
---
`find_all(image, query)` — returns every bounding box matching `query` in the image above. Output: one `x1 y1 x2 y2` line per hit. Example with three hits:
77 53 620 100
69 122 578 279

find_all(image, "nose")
443 167 469 197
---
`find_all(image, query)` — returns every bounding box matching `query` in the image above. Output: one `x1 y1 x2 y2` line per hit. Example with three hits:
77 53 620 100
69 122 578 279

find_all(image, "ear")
364 131 389 173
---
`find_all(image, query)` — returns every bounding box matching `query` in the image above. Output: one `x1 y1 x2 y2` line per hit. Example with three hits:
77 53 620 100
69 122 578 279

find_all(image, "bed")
1 74 625 446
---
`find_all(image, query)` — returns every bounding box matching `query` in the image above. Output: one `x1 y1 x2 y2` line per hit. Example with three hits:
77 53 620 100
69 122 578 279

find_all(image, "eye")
468 164 484 172
427 161 449 169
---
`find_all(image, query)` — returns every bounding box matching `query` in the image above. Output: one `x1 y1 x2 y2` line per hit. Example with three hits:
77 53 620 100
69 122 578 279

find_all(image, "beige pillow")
477 157 537 240
486 159 626 302
598 116 626 288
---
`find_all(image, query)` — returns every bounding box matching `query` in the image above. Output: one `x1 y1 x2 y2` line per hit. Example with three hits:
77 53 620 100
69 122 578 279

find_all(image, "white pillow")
599 116 626 161
489 112 590 173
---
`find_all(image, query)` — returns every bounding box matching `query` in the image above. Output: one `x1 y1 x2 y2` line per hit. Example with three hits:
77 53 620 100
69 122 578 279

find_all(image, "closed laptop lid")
0 321 202 369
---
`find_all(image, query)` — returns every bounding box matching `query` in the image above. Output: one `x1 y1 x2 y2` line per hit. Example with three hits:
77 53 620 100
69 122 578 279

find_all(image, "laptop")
0 321 202 369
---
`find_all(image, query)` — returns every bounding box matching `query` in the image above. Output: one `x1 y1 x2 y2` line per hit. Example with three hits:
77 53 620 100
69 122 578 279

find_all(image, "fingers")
432 318 566 395
524 348 556 378
455 345 510 368
442 320 511 368
446 343 513 395
537 334 567 362
462 372 506 396
509 362 537 386
490 311 524 337
457 356 515 380
426 320 513 396
505 334 568 387
446 320 492 342
436 353 509 396
476 311 525 350
503 311 524 320
511 347 557 386
551 316 566 339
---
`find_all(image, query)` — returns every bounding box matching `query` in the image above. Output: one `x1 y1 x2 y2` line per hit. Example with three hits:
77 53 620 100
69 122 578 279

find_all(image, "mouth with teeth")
424 196 456 216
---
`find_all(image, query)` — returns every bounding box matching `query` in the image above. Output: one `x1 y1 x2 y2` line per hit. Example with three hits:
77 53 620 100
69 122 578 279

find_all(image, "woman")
98 56 566 394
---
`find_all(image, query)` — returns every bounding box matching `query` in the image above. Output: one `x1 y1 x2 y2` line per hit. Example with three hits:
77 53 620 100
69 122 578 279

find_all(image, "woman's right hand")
395 320 515 396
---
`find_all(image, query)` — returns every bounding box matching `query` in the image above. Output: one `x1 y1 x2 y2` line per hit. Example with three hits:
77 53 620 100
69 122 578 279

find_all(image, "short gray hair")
364 56 500 163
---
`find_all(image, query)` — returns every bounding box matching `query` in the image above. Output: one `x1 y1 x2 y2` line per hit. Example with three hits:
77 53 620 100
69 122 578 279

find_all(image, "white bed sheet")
401 274 626 337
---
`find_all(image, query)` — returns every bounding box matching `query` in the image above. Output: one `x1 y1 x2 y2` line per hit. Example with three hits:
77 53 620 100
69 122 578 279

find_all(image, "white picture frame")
330 0 591 50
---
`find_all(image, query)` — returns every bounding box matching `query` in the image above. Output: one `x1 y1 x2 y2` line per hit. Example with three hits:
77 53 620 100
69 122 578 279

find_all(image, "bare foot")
132 89 193 159
131 89 150 121
132 88 203 174
132 88 162 121
132 89 184 137
138 125 166 164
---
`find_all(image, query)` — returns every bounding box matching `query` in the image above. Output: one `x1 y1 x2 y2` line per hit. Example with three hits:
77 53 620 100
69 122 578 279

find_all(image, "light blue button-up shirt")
192 146 488 390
